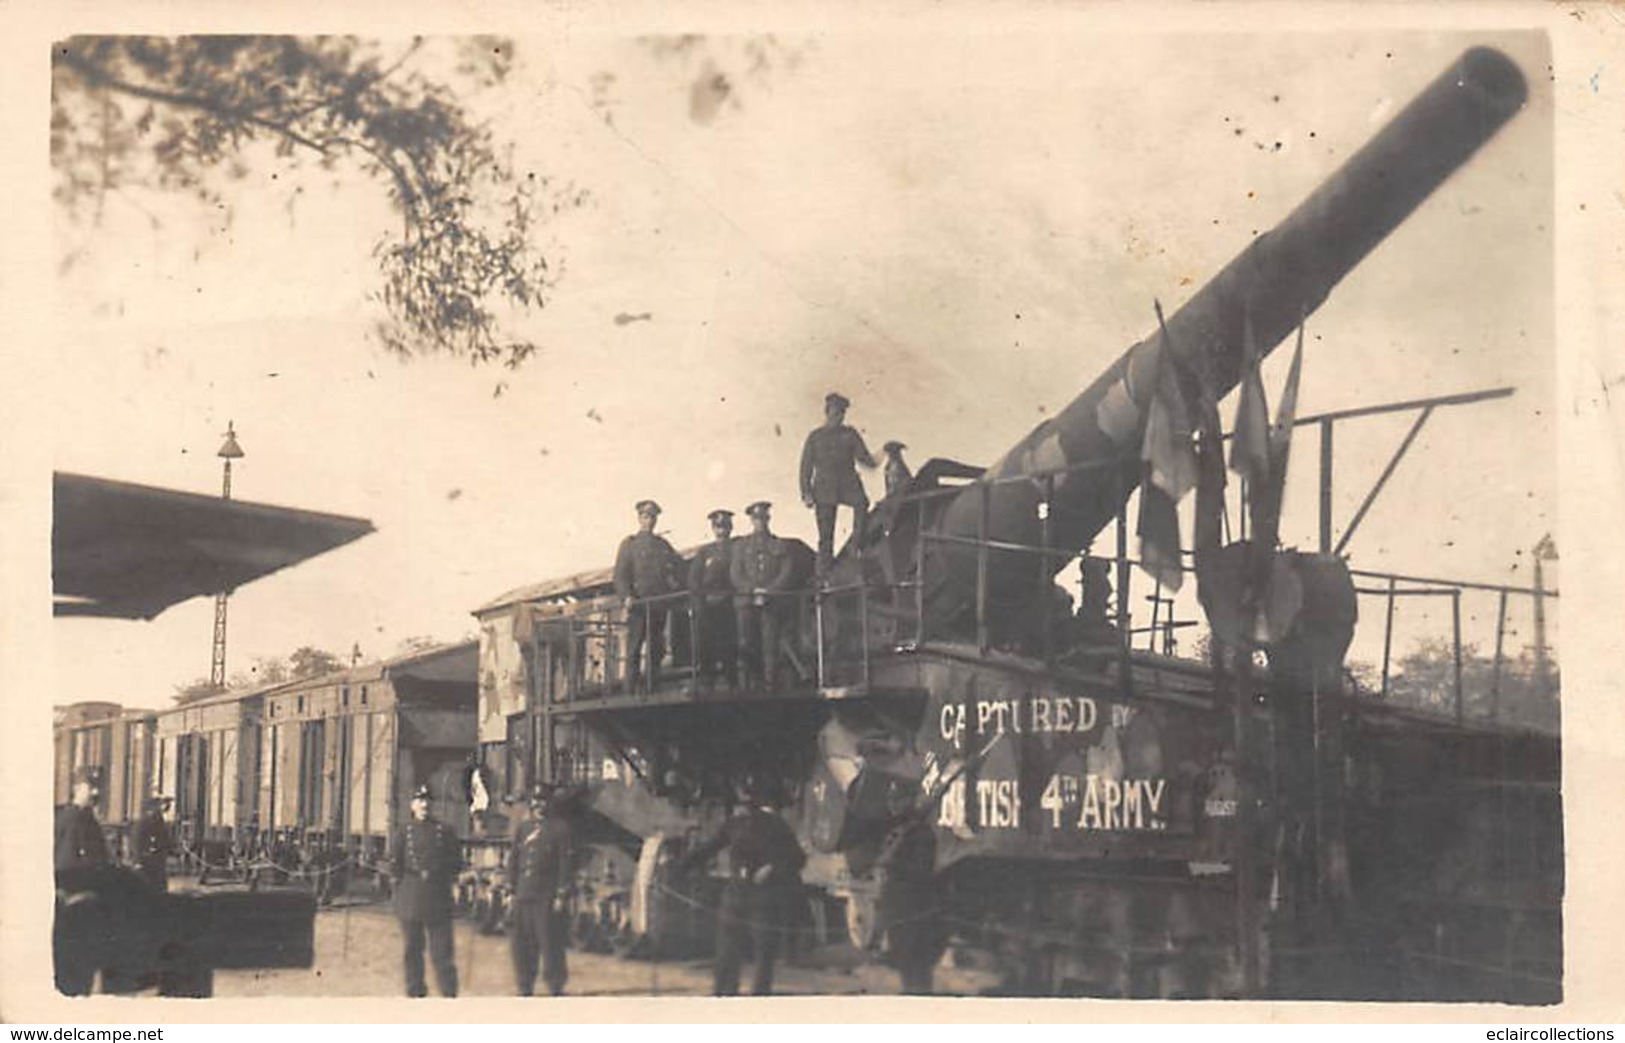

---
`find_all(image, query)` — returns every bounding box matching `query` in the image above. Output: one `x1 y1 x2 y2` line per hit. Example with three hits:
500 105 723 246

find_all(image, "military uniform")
689 529 738 686
729 523 796 689
614 508 686 687
876 818 944 995
131 805 174 891
55 774 114 996
508 801 575 996
683 804 807 996
390 806 461 997
800 397 877 570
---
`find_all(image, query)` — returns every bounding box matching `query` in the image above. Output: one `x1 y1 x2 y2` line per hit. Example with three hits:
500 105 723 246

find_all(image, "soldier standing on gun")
730 501 796 690
390 784 460 998
679 775 807 996
800 391 877 577
509 784 575 997
131 796 174 892
689 508 738 690
614 499 686 690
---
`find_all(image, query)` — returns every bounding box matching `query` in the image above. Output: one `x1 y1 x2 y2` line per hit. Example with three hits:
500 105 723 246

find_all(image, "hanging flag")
1140 310 1199 501
1136 477 1184 593
1136 302 1197 592
1229 309 1271 491
1253 322 1304 550
1191 365 1229 592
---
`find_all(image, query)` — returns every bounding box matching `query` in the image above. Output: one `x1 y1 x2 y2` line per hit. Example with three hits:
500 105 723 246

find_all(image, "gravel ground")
212 899 998 999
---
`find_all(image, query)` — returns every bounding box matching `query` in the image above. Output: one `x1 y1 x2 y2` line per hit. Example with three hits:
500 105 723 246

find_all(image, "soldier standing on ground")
390 784 461 998
679 775 808 996
509 785 576 997
54 766 113 995
689 508 739 690
800 392 877 576
131 796 174 892
613 499 686 690
730 501 796 690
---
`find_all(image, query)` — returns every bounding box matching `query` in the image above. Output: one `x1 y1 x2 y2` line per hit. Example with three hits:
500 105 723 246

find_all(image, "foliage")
52 35 582 366
1353 637 1560 733
288 645 346 679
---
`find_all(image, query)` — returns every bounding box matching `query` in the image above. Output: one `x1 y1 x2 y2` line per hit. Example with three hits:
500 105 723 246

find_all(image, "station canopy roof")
53 472 375 620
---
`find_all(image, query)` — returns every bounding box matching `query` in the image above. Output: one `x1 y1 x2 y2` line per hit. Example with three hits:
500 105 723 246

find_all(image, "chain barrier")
169 836 392 882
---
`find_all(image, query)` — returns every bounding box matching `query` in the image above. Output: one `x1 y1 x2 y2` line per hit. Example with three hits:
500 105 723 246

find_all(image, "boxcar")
154 684 277 851
55 701 157 857
257 641 479 869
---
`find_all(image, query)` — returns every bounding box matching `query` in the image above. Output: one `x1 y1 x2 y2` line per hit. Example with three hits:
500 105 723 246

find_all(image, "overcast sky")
48 28 1554 703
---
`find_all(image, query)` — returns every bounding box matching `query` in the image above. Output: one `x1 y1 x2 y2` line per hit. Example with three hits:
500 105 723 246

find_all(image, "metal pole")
1333 406 1434 558
1452 590 1464 724
1232 651 1260 997
1380 576 1397 698
1490 589 1508 723
1116 499 1132 699
976 482 991 654
815 591 826 688
914 499 927 648
1319 419 1334 555
1039 475 1055 666
859 582 870 690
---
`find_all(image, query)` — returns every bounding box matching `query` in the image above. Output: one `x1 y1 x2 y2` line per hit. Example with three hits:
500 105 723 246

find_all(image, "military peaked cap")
635 499 662 516
745 500 772 519
708 508 735 524
882 440 907 453
825 391 851 412
411 783 432 801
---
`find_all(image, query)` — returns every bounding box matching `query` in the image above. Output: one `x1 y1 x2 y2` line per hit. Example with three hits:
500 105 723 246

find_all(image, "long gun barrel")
921 46 1527 635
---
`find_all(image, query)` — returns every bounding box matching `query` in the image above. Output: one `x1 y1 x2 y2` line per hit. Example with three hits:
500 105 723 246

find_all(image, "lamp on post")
209 422 245 688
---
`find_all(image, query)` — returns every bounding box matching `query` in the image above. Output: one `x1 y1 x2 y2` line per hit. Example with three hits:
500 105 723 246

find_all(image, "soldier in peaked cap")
509 783 576 996
678 773 808 996
614 499 687 690
390 783 461 998
54 765 114 995
730 501 797 690
131 796 175 892
689 508 739 690
800 391 878 575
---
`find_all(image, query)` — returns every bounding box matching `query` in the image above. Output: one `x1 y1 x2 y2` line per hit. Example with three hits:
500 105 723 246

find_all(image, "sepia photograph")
3 2 1621 1023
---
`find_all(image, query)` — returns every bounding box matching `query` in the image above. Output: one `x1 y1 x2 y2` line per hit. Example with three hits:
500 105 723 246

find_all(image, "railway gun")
468 44 1560 1000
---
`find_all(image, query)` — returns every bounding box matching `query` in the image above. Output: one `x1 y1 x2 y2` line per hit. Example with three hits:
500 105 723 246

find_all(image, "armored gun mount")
835 47 1527 645
55 865 315 996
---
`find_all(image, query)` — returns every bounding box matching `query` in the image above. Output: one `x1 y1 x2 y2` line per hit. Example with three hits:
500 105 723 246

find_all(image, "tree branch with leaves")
53 35 583 367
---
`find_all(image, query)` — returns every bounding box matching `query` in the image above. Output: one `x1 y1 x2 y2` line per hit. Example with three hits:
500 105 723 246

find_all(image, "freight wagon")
54 701 157 857
256 640 480 872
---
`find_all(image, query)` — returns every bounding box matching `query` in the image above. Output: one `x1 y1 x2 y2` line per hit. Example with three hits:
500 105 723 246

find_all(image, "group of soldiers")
389 774 814 999
616 391 913 691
